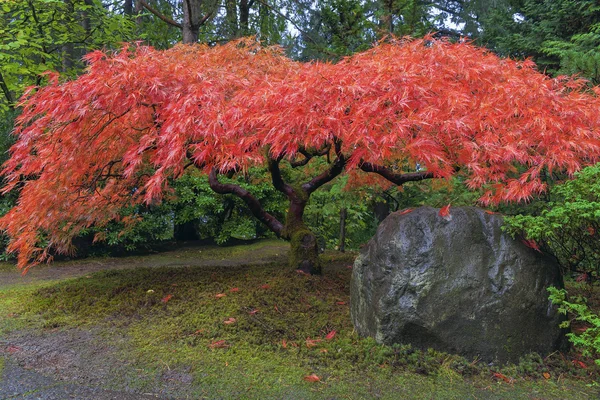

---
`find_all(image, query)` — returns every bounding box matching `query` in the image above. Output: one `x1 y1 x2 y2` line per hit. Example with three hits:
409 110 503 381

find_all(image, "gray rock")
350 206 567 363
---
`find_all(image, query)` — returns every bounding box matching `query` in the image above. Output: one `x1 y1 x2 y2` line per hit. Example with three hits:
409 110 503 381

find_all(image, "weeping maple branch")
360 161 435 185
208 167 284 236
267 156 295 198
303 138 347 195
138 0 182 29
289 144 332 168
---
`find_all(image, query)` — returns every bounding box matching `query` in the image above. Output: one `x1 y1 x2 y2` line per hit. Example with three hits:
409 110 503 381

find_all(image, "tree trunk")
284 199 321 275
134 0 143 26
339 207 347 252
62 0 75 72
182 0 202 43
239 0 250 35
225 0 238 38
124 0 133 15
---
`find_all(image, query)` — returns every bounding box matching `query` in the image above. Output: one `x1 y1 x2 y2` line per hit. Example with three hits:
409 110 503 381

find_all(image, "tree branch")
139 0 183 29
360 162 435 185
289 144 331 168
302 139 347 195
267 156 295 198
254 0 319 45
0 71 14 109
208 168 284 236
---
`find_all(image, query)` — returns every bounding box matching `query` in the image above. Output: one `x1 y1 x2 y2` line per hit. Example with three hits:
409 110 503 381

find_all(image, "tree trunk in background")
239 0 250 35
339 207 347 252
124 0 133 15
135 0 143 26
62 0 75 72
225 0 238 38
373 201 390 222
182 0 202 43
81 0 93 32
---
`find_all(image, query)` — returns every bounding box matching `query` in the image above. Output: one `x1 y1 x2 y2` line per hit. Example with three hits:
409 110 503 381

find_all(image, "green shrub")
548 286 600 366
504 164 600 278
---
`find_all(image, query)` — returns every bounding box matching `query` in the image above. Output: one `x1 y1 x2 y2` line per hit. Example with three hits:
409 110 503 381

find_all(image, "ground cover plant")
1 241 599 399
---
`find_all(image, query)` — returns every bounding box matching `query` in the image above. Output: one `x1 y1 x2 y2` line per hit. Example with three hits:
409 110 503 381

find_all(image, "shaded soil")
2 328 192 399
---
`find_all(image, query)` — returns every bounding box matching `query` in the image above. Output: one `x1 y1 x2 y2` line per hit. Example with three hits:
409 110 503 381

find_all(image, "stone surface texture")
350 206 567 363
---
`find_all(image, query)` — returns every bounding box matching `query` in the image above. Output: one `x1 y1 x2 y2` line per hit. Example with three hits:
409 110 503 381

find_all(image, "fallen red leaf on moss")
492 372 512 383
215 293 227 298
543 372 551 379
305 338 321 348
325 330 337 340
261 284 271 289
161 294 173 303
208 340 229 349
303 374 320 382
223 317 236 325
229 287 240 292
398 208 414 215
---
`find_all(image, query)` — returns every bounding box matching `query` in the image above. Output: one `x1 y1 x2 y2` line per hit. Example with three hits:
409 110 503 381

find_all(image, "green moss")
288 227 321 274
0 241 599 398
290 184 310 202
0 357 4 376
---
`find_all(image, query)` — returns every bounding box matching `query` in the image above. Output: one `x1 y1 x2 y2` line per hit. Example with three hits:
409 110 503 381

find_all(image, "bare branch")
267 156 295 198
208 168 284 236
360 162 435 185
289 144 331 168
139 0 183 29
302 138 347 195
0 71 14 109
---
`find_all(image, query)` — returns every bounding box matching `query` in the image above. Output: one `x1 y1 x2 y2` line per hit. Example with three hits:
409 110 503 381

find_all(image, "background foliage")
1 0 600 258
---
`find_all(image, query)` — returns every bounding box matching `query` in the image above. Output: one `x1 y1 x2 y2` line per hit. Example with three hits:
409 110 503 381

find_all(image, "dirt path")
0 240 290 399
0 241 290 288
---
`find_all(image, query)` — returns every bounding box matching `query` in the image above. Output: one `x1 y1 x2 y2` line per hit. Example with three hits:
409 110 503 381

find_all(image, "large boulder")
350 206 567 363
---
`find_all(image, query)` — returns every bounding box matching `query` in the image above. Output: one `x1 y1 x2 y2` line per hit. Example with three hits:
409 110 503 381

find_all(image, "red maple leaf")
303 374 321 382
522 239 541 252
208 340 229 349
439 204 452 221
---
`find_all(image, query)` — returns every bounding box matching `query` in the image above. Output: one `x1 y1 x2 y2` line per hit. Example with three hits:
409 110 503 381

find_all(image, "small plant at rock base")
548 286 600 367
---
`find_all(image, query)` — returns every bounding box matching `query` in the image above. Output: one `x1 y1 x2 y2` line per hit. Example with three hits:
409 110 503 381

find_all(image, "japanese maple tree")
3 37 600 274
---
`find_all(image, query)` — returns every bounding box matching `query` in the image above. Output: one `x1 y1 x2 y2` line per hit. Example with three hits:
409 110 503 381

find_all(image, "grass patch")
1 244 599 398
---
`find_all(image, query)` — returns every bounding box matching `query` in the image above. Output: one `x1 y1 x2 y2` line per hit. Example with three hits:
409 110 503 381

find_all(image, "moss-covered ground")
0 239 598 399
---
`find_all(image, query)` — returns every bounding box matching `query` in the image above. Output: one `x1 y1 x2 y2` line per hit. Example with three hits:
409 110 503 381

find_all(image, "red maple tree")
3 37 600 273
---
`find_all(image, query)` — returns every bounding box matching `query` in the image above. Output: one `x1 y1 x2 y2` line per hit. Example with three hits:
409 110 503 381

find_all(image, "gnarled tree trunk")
205 141 434 275
283 196 320 274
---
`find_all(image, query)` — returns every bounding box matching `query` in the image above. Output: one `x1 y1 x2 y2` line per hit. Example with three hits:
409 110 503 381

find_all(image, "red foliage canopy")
3 37 600 270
